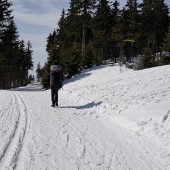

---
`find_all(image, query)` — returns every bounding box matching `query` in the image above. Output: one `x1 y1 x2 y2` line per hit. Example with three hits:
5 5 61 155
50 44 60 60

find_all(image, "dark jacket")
50 70 63 89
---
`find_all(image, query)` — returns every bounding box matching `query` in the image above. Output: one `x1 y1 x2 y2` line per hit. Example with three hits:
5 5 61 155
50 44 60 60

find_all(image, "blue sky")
12 0 170 74
13 0 69 73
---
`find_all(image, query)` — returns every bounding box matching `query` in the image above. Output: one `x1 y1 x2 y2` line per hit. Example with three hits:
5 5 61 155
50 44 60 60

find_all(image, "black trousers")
51 88 59 105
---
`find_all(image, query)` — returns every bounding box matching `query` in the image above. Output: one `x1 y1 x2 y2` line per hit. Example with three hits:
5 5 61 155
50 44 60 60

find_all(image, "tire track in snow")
0 92 31 170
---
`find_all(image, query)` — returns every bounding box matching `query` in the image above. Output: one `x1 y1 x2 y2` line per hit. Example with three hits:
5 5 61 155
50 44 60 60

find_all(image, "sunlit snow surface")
0 65 170 170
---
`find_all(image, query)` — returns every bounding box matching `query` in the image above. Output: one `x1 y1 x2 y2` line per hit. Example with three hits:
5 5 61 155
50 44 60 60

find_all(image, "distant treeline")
0 0 33 89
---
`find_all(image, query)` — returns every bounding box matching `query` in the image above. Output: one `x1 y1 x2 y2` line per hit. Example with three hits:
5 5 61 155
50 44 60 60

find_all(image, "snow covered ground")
0 64 170 170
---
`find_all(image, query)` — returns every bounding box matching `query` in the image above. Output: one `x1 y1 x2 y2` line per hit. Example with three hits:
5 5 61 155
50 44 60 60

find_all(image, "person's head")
50 60 61 72
50 65 61 72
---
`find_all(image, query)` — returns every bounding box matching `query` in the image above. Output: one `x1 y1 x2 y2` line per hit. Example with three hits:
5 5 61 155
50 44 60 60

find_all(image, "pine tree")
160 24 170 65
14 40 33 87
0 0 14 88
65 0 95 69
110 0 120 63
112 5 125 63
57 9 66 48
93 0 113 64
41 62 50 89
61 0 83 75
141 0 169 55
0 0 13 57
24 40 33 82
0 0 13 55
111 0 119 20
80 0 95 68
0 0 33 88
36 62 42 82
66 0 82 44
0 0 13 36
28 74 34 83
122 0 140 62
162 31 170 53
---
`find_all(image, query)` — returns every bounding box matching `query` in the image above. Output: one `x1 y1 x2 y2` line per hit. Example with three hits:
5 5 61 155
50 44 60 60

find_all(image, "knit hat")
50 65 61 71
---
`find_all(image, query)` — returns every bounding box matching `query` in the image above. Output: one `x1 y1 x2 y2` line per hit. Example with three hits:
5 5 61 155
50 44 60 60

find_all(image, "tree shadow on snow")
60 101 103 109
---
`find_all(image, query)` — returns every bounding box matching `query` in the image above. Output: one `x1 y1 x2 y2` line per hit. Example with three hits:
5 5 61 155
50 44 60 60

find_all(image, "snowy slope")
0 65 170 170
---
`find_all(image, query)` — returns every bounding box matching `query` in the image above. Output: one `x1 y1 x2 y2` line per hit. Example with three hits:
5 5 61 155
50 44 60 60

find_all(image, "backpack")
50 65 63 89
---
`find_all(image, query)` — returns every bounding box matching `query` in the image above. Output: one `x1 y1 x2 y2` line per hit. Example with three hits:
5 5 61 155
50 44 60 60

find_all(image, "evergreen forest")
0 0 33 89
41 0 170 89
0 0 169 89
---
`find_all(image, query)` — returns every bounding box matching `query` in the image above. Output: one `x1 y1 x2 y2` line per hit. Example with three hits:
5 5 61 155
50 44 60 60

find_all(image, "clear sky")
12 0 170 74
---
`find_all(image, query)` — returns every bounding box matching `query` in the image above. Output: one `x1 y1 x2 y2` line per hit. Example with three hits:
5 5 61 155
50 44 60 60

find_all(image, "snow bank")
0 64 170 169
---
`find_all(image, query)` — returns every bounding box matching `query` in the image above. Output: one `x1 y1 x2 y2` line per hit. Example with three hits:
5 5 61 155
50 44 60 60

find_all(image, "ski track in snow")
0 65 170 169
0 92 31 170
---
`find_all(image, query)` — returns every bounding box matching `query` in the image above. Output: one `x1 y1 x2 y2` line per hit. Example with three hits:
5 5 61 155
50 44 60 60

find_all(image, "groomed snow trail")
0 66 170 170
0 91 31 170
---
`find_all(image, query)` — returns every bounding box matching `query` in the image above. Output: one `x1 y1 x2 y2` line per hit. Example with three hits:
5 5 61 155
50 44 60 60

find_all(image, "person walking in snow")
49 63 63 107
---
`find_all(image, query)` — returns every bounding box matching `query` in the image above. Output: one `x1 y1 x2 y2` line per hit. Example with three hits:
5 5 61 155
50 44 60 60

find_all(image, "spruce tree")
57 9 66 48
0 0 13 36
0 0 14 88
62 0 82 75
141 0 169 55
112 5 125 63
25 41 33 70
110 0 120 63
162 31 170 53
36 62 42 82
93 0 112 64
0 0 13 59
0 0 33 88
122 0 140 62
80 0 95 68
